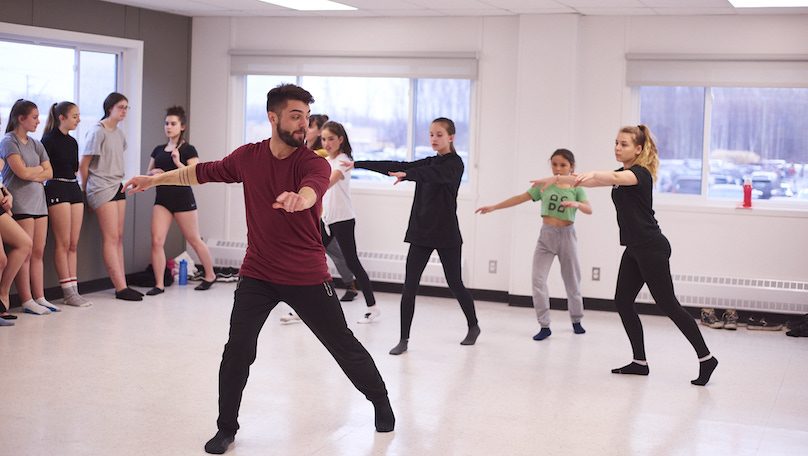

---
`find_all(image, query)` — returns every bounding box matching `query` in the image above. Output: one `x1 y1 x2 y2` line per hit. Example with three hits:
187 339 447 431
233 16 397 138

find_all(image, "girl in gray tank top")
0 99 60 316
79 92 143 301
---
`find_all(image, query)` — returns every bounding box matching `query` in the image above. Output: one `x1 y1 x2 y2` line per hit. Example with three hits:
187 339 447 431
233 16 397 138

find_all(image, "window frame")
229 51 479 197
0 21 143 180
627 54 808 213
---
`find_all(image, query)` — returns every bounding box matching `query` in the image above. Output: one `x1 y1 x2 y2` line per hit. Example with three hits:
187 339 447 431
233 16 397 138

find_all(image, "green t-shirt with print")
526 184 588 222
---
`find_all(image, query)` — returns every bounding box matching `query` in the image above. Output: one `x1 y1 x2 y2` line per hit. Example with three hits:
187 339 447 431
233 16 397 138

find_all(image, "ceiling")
101 0 808 17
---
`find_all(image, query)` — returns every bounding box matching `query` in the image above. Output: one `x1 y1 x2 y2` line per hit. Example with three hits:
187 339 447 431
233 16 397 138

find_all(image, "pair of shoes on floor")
722 309 739 330
279 311 301 325
786 314 808 337
357 305 380 324
747 315 783 331
700 308 725 329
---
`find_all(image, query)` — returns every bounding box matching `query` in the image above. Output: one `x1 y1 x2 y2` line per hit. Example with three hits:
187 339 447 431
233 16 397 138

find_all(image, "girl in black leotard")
145 106 216 295
42 101 92 307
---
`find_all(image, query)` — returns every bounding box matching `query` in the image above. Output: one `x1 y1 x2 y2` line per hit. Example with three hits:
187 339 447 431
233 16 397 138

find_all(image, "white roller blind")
230 52 478 79
626 54 808 88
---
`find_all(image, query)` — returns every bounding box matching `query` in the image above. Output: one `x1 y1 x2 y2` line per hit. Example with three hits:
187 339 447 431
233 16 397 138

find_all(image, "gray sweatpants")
326 239 355 285
531 224 584 327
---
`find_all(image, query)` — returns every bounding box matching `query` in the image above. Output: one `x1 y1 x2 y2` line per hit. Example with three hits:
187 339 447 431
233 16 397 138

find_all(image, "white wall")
190 13 808 301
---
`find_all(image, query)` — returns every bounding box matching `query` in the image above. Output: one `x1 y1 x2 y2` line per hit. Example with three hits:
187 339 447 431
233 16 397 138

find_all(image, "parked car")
708 184 763 200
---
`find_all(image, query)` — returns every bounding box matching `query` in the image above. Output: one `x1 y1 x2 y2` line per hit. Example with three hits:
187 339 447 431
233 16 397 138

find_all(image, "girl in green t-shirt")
476 148 591 341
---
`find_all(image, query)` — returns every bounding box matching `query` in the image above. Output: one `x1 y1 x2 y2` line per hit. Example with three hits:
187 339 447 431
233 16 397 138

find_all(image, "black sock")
115 288 143 301
373 398 395 432
691 356 718 386
146 287 164 296
195 280 215 291
460 325 481 345
389 339 408 355
204 430 235 454
611 361 649 375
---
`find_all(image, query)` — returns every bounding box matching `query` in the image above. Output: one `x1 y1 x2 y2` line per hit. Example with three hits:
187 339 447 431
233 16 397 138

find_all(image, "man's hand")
272 191 311 212
124 175 156 194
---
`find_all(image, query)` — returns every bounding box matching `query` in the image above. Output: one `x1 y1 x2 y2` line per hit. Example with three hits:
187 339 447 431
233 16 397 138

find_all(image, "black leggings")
322 219 375 306
216 277 388 433
615 235 710 360
400 244 478 340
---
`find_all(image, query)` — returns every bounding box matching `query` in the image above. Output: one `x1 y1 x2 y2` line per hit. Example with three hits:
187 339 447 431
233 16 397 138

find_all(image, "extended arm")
125 163 199 193
476 192 532 214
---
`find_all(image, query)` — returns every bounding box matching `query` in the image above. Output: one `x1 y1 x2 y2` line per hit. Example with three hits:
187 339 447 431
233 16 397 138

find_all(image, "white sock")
35 297 61 312
23 299 50 315
698 354 713 362
632 359 648 366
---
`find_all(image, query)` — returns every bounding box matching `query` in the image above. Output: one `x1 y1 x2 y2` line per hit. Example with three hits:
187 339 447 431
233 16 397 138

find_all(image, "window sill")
655 196 808 219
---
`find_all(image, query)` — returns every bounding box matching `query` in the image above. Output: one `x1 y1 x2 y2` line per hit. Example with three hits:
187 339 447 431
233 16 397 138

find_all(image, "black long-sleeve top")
355 152 464 248
41 129 78 179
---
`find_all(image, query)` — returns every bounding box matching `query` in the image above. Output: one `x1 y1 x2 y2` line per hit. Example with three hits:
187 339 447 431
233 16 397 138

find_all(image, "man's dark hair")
266 84 315 114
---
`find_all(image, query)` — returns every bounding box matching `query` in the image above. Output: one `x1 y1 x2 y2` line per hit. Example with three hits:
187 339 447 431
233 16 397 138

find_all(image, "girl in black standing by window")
42 101 91 307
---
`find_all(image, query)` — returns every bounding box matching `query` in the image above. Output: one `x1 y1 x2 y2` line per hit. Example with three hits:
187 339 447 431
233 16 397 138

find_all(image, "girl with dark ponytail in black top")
531 125 717 386
145 106 216 295
42 101 91 307
352 117 480 355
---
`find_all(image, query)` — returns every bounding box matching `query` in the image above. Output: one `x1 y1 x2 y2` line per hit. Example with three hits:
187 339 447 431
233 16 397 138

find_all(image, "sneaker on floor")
340 288 358 302
357 306 381 324
700 308 723 329
35 297 61 312
279 312 301 325
747 315 783 331
722 309 739 330
22 299 51 315
0 317 13 326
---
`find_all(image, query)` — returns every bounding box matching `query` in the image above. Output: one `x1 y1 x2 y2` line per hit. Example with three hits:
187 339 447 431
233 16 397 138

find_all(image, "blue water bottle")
179 259 188 285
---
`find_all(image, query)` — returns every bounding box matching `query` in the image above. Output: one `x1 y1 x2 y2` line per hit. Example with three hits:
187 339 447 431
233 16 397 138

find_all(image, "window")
0 40 118 150
639 86 808 202
233 51 476 183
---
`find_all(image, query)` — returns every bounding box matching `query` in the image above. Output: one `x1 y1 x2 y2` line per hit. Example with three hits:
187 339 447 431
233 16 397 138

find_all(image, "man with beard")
125 84 394 455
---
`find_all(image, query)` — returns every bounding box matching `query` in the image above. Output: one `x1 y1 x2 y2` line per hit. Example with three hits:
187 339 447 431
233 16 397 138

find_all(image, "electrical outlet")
592 267 600 281
488 260 497 274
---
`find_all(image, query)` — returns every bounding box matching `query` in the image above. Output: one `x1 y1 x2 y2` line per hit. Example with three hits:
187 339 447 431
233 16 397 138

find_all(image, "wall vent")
636 273 808 314
201 241 462 286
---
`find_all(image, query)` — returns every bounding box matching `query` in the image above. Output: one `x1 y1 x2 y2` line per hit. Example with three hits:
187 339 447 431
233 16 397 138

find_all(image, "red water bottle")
742 178 752 208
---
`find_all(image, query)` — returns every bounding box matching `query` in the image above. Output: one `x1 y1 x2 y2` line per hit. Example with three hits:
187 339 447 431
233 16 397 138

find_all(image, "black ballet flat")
194 280 215 291
146 287 165 296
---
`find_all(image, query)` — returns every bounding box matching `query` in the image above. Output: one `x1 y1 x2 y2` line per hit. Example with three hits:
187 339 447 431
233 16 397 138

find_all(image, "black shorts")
110 184 126 202
45 180 84 206
155 186 197 213
13 214 47 221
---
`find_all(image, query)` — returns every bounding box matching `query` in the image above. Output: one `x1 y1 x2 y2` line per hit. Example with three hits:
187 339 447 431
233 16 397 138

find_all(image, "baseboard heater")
637 273 808 315
200 240 465 286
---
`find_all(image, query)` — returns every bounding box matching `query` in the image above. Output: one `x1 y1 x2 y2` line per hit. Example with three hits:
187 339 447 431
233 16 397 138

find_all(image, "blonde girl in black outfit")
352 117 480 355
531 125 718 386
41 102 91 307
145 106 216 295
